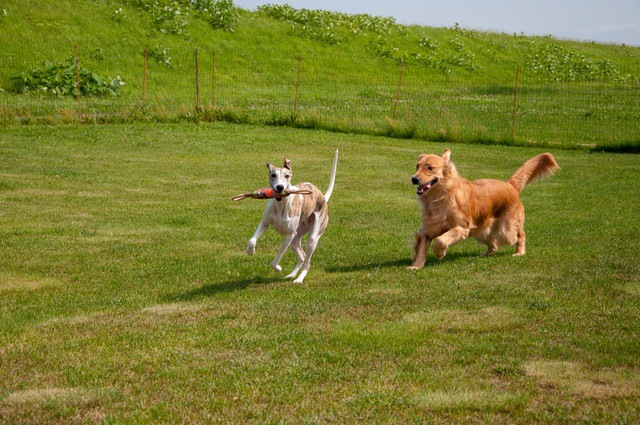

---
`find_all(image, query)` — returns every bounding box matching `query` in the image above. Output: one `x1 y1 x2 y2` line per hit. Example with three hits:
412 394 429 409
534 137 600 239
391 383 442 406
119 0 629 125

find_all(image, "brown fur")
409 149 559 269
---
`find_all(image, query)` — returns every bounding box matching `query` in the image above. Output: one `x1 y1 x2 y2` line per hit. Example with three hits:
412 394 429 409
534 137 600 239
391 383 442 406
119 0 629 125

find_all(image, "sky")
233 0 640 46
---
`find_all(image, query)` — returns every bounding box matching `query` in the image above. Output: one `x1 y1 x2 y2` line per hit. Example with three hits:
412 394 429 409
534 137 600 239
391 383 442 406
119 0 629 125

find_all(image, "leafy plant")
525 42 634 82
418 35 439 50
111 6 126 22
9 58 124 97
190 0 239 31
148 44 173 67
126 0 188 35
258 4 398 45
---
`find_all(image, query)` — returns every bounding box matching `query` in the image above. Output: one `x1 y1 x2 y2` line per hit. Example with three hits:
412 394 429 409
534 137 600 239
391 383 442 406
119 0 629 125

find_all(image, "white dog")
246 150 338 283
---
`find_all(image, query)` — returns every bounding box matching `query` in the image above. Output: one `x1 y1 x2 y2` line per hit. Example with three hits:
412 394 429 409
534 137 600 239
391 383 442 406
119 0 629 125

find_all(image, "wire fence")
2 44 639 149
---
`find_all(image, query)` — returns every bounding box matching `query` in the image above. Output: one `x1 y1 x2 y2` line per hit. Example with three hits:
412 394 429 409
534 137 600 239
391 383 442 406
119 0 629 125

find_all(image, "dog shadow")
165 275 281 302
166 250 510 302
324 251 481 273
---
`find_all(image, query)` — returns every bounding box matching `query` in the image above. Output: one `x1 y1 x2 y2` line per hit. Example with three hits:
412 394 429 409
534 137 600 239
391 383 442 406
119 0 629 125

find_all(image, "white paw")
271 262 282 272
293 270 308 283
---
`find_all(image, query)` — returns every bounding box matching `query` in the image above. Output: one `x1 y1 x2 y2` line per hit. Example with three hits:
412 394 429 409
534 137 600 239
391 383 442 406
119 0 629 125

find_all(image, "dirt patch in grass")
405 306 523 332
412 389 527 412
0 272 60 292
142 302 207 315
524 360 640 399
1 387 112 424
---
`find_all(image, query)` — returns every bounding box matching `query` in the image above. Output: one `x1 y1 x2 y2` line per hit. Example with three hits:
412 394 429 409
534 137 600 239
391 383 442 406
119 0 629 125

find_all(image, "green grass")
1 0 639 150
1 123 639 423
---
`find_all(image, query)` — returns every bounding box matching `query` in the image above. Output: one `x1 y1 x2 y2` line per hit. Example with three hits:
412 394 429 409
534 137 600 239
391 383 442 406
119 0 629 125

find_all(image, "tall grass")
1 123 639 423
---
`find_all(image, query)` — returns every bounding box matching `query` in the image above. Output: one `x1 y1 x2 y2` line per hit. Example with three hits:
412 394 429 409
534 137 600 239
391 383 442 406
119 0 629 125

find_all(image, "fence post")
393 59 405 123
211 51 216 111
293 53 302 122
512 67 520 143
142 48 147 109
74 45 82 122
195 48 201 112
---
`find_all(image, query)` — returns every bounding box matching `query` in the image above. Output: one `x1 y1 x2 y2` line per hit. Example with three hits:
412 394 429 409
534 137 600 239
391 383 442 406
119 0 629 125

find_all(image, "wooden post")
74 45 82 121
142 48 147 109
512 67 520 143
195 48 201 112
211 51 216 110
393 59 405 123
293 53 302 122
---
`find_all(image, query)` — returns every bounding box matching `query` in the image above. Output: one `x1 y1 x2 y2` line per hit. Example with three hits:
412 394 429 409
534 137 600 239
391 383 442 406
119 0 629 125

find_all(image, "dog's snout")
411 176 420 185
276 184 285 193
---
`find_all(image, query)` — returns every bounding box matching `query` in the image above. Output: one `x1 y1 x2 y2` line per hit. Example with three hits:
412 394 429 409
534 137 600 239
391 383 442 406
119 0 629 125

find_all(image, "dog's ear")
283 157 291 170
442 150 451 162
267 163 275 171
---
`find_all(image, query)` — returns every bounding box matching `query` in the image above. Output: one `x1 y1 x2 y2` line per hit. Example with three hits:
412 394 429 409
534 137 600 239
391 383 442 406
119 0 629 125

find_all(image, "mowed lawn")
1 123 639 424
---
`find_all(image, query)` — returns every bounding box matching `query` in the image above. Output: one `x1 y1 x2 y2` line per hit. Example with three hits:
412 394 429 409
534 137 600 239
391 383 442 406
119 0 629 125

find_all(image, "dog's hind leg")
292 221 324 284
285 234 306 279
482 240 499 256
293 236 321 283
513 228 526 256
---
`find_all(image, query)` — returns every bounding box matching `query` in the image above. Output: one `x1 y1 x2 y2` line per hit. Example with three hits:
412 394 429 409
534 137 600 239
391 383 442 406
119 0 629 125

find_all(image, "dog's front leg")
432 226 470 259
271 233 295 272
246 222 269 256
409 231 431 269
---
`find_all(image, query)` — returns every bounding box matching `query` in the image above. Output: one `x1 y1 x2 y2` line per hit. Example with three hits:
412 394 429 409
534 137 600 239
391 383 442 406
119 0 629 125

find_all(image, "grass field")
1 122 639 423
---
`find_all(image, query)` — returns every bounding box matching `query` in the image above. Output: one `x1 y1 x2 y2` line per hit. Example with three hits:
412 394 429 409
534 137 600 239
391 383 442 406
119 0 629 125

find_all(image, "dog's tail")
324 149 339 203
507 153 560 193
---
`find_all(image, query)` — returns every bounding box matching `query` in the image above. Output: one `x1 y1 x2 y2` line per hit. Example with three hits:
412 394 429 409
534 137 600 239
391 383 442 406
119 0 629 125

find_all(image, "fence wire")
1 45 639 149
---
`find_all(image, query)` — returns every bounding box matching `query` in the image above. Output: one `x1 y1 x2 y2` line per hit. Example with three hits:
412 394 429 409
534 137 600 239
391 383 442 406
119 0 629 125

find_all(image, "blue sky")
233 0 640 46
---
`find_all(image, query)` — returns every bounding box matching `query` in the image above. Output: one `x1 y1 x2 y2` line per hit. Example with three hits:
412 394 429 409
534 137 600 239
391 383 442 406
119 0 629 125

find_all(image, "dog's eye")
285 174 290 179
427 166 434 171
270 173 276 178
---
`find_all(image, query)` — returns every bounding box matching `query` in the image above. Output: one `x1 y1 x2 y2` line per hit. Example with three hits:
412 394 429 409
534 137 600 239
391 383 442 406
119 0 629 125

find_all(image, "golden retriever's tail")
508 153 560 193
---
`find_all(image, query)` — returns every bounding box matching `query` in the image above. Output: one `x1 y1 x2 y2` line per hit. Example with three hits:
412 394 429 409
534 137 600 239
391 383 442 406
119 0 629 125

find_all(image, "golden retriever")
409 149 559 269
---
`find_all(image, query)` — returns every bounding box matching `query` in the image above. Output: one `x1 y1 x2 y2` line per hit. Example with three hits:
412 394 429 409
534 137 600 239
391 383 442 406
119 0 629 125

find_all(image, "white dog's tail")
324 149 339 203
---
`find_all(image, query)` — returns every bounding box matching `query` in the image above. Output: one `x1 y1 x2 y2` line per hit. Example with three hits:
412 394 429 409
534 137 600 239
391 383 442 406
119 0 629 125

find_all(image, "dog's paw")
293 270 308 283
407 265 423 270
432 239 447 259
270 262 282 272
246 243 256 256
285 271 298 279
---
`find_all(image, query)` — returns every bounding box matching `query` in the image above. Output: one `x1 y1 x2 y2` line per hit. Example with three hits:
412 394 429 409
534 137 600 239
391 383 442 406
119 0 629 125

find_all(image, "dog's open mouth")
416 178 438 195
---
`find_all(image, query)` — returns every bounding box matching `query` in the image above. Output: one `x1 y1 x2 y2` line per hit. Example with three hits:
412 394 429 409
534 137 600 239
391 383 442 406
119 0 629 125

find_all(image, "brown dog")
409 150 559 269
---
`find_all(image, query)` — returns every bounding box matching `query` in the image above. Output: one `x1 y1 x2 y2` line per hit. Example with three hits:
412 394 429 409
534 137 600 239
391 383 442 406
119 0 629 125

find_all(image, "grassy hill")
1 0 639 149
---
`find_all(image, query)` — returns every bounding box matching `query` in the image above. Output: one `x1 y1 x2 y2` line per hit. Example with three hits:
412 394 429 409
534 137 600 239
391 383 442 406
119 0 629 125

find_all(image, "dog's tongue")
417 182 433 195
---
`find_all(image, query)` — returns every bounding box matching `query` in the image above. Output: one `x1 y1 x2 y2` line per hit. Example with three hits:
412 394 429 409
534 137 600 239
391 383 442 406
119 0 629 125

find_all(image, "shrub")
525 42 634 82
191 0 239 32
9 59 125 97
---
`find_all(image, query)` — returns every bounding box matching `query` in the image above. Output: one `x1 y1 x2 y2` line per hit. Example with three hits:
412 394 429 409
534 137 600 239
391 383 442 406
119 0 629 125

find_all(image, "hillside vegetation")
1 0 639 149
